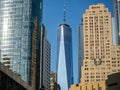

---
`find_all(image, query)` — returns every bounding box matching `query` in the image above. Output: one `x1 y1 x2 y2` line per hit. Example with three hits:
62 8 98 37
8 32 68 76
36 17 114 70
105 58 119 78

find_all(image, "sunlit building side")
80 4 113 84
69 72 120 90
0 0 43 84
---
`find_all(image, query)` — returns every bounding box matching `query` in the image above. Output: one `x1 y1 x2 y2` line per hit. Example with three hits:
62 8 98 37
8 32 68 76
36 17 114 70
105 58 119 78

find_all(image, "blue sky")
43 0 114 84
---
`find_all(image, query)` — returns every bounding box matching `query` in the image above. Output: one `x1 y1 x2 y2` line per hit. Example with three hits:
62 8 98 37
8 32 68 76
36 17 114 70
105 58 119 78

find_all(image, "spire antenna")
63 1 66 23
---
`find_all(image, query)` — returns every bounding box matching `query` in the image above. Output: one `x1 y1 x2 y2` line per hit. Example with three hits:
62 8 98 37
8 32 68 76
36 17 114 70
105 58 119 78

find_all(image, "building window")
98 87 102 90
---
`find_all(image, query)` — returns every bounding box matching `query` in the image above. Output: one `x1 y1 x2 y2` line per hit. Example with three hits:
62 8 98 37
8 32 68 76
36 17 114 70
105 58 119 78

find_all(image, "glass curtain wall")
57 24 73 90
0 0 42 84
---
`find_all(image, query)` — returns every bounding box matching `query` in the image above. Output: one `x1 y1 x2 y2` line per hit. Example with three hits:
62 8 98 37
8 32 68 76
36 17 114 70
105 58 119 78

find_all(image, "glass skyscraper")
78 23 84 83
0 0 42 84
57 23 73 90
114 0 120 45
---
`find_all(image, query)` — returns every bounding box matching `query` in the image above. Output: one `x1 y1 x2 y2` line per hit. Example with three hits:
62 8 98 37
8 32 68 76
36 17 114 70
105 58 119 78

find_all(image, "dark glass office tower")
57 23 73 90
0 0 43 84
114 0 120 45
78 23 84 83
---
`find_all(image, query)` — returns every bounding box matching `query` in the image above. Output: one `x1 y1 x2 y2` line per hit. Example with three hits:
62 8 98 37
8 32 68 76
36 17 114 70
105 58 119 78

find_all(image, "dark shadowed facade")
0 63 33 90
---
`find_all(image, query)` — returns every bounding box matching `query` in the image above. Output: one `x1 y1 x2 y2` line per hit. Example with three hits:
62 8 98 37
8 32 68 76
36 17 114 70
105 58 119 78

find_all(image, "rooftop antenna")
63 0 66 23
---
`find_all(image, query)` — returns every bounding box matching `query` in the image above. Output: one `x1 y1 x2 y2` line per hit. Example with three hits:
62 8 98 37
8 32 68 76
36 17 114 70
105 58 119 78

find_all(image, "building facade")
69 72 120 90
112 17 117 45
79 3 120 85
113 0 120 45
106 72 120 90
80 4 113 84
42 24 51 90
50 71 60 90
70 81 106 90
78 23 84 83
50 71 57 90
30 18 51 90
0 0 43 84
57 23 74 90
110 45 120 73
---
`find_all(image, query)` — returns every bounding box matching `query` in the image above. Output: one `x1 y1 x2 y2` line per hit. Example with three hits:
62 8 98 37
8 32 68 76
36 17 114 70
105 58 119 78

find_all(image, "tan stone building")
70 72 120 90
79 4 120 84
50 71 61 90
111 45 120 73
69 81 106 90
50 71 57 90
70 81 106 90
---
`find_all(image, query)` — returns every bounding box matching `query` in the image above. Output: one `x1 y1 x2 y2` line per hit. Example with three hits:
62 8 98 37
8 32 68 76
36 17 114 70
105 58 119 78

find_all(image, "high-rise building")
30 18 51 90
78 23 84 83
57 4 74 89
0 0 43 84
80 4 113 84
113 0 120 45
57 23 74 90
42 24 51 90
70 81 106 90
50 71 57 90
112 17 117 45
69 72 120 90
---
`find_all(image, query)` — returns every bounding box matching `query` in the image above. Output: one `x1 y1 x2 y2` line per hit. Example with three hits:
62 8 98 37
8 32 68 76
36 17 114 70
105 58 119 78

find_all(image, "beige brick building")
79 4 120 84
69 72 120 90
111 45 120 73
70 81 106 90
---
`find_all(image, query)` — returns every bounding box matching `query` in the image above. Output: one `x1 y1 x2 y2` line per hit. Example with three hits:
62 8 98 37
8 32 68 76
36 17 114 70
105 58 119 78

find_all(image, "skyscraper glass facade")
112 17 117 45
78 24 84 83
114 0 120 45
0 0 42 84
57 24 73 90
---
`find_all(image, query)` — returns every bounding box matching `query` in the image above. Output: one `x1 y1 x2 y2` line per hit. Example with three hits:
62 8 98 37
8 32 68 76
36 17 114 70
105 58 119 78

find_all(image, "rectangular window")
98 87 102 90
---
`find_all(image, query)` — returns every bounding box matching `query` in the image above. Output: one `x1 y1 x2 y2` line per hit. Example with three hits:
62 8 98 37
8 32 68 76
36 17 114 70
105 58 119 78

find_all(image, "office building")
30 18 38 90
112 17 118 45
57 6 74 89
0 62 33 90
50 71 58 90
69 72 120 90
0 0 43 84
30 18 51 90
57 3 74 90
111 45 120 73
42 24 51 90
113 0 120 45
50 71 57 90
78 23 84 83
80 4 113 84
57 23 73 90
50 71 60 90
70 81 106 90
